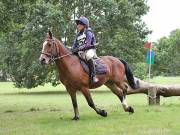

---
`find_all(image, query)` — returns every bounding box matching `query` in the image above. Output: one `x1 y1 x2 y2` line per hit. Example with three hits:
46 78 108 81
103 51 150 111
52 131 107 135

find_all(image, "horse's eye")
47 43 51 47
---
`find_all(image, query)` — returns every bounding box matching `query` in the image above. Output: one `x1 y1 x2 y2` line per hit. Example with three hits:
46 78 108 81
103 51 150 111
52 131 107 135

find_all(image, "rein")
41 52 73 62
52 52 73 60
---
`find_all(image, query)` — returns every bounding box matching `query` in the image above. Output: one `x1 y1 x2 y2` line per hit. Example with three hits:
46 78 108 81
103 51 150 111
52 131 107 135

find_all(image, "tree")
0 0 150 88
153 29 180 76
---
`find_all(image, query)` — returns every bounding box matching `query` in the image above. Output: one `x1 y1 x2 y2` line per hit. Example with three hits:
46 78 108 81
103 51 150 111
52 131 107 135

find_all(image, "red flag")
144 42 152 49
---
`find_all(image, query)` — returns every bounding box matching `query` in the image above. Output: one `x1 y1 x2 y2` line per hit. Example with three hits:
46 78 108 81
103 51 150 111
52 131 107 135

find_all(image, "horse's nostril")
40 58 46 64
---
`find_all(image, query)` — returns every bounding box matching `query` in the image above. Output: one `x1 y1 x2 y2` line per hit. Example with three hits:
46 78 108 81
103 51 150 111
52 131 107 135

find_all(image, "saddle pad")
80 58 108 74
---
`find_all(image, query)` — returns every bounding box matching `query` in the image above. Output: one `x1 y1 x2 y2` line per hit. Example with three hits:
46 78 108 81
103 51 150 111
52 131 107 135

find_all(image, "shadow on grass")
1 90 111 96
4 107 63 114
38 110 129 124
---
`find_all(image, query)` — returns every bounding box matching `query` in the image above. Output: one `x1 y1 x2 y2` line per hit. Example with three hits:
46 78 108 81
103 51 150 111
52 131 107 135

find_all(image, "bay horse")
39 31 138 120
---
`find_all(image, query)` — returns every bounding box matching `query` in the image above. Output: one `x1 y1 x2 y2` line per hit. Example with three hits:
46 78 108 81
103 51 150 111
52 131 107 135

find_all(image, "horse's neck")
55 38 69 55
55 38 76 76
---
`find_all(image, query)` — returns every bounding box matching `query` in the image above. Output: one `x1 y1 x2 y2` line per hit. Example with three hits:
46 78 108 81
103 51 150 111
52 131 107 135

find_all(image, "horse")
39 31 138 120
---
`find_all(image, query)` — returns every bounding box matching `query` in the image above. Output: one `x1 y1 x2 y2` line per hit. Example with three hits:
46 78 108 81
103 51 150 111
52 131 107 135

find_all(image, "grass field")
0 76 180 135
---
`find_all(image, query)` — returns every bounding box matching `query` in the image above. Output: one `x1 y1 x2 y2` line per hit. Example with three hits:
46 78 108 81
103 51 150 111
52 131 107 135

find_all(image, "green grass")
150 76 180 84
0 77 180 135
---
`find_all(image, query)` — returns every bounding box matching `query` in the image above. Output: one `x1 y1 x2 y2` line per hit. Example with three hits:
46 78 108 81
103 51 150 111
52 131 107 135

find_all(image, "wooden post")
148 87 157 105
156 95 160 105
147 48 157 105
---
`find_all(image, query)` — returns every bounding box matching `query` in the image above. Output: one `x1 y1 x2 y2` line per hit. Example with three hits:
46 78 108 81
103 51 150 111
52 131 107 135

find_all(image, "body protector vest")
76 28 96 48
77 32 86 47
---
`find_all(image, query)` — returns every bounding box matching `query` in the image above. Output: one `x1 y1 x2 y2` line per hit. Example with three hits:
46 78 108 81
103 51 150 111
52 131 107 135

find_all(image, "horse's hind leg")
120 94 134 113
81 87 107 117
105 82 134 113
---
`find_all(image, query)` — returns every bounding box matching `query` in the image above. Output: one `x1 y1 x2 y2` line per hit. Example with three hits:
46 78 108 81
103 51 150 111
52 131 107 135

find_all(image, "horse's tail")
120 59 138 89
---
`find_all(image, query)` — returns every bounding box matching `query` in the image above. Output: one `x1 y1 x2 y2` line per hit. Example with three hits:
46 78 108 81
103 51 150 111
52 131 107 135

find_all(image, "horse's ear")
48 31 53 39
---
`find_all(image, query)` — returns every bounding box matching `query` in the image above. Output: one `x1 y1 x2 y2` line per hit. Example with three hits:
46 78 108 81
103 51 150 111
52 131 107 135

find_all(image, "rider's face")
77 24 85 31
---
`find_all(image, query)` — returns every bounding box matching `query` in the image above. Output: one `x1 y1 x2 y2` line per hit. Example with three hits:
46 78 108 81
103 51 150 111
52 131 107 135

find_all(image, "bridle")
41 38 72 62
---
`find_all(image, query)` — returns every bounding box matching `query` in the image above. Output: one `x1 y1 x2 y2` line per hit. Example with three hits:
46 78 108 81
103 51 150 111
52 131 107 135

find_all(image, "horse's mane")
53 37 71 53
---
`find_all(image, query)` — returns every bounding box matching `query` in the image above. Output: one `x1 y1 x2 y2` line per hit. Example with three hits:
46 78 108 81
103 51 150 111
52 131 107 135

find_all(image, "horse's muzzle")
39 58 47 65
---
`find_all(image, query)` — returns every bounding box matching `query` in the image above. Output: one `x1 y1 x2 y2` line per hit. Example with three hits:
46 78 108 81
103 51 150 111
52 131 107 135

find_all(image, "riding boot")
87 59 99 83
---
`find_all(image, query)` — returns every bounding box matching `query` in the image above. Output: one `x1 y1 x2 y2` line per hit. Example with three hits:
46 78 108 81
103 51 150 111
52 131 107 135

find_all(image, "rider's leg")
87 58 98 83
85 49 98 83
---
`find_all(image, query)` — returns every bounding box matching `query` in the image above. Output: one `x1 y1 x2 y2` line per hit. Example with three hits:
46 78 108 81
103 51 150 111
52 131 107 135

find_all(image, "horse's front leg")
81 87 107 117
67 90 79 120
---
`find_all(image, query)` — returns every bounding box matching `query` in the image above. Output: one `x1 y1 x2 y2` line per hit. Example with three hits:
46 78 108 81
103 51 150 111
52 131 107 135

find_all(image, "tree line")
0 0 179 88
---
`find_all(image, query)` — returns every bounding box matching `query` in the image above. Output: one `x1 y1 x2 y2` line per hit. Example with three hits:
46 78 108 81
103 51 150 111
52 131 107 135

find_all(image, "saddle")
80 58 108 74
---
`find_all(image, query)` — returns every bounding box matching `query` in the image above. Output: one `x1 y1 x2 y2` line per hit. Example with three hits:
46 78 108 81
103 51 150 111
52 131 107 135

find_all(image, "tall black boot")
87 59 99 83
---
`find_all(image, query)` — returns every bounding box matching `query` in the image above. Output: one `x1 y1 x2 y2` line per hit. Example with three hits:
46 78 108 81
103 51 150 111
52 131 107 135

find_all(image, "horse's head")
39 31 60 64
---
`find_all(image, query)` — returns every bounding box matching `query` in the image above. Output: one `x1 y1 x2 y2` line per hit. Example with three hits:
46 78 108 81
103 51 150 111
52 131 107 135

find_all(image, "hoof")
100 110 107 117
127 106 134 113
72 116 79 120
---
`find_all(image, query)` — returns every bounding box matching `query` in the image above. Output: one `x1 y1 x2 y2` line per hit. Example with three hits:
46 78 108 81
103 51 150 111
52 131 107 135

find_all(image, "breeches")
78 49 97 61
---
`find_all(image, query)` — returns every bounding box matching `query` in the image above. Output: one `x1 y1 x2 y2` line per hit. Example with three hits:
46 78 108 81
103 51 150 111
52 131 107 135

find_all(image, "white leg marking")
122 97 128 108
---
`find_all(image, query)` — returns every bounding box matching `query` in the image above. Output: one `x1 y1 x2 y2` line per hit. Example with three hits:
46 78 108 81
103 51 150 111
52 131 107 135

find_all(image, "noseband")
41 38 72 62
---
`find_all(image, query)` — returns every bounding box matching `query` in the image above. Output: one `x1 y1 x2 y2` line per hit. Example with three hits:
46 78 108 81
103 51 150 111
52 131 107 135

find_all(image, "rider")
71 16 98 83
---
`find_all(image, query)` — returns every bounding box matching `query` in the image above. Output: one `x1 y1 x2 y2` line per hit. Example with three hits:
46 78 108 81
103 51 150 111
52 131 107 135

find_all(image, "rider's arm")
72 39 78 49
